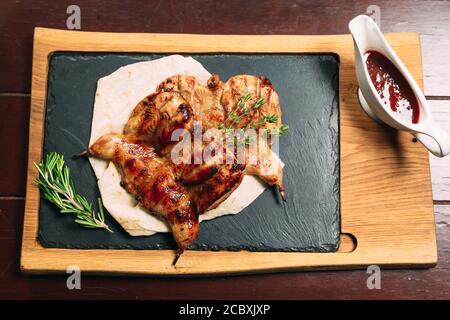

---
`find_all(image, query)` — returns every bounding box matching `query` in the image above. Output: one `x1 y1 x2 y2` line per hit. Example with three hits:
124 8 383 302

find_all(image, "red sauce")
365 50 420 124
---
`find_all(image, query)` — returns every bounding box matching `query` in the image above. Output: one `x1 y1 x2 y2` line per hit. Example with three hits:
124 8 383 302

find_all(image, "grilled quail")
89 73 284 260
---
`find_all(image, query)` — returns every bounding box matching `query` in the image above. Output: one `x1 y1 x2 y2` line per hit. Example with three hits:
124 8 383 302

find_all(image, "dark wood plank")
2 0 450 298
1 198 449 299
0 96 29 196
1 0 450 93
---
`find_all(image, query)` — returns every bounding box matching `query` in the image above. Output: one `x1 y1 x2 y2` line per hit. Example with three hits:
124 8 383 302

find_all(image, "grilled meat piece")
142 74 284 194
156 75 225 132
221 75 282 131
89 133 198 253
124 91 194 156
89 73 284 258
156 74 281 131
90 133 245 256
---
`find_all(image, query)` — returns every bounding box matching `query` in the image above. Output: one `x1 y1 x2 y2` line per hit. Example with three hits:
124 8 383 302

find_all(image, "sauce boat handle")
414 125 450 157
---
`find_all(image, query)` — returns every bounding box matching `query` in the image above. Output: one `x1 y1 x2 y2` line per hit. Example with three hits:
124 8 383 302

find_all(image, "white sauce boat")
349 14 450 157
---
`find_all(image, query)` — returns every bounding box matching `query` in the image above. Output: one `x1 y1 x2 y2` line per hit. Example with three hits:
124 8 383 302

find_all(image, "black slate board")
39 52 340 252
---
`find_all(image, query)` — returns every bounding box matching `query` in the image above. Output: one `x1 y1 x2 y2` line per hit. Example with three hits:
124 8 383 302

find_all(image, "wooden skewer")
72 149 91 160
172 248 183 266
278 184 286 202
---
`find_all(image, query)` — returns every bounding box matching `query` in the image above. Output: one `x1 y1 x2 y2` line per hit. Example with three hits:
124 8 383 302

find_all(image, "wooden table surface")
1 0 449 299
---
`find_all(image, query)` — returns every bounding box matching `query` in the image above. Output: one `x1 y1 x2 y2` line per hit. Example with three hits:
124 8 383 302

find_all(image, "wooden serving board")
21 27 437 275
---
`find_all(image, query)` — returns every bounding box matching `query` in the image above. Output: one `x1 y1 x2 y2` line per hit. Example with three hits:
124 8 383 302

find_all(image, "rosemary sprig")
34 152 112 232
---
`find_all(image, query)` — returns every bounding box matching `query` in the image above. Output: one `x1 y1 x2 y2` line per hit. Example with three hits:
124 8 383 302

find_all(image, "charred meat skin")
89 133 199 252
124 92 194 156
89 133 245 254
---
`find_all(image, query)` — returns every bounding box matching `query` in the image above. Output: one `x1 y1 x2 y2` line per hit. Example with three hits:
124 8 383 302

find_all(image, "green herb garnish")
229 111 241 124
238 93 252 108
265 114 279 123
34 152 112 232
219 94 277 131
253 98 266 110
279 123 289 135
273 123 289 135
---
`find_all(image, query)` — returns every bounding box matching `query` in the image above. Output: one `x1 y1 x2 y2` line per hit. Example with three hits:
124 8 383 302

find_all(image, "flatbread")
89 55 273 236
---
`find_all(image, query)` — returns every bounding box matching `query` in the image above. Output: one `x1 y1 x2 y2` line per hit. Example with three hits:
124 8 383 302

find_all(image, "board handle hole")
338 233 358 253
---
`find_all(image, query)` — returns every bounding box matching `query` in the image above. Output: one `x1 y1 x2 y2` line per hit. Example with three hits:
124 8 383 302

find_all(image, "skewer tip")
278 185 286 202
72 149 91 160
172 249 183 266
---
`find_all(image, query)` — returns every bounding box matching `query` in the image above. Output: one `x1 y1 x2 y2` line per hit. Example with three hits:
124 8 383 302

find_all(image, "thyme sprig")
273 123 290 136
253 98 266 110
34 152 112 232
217 93 290 143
